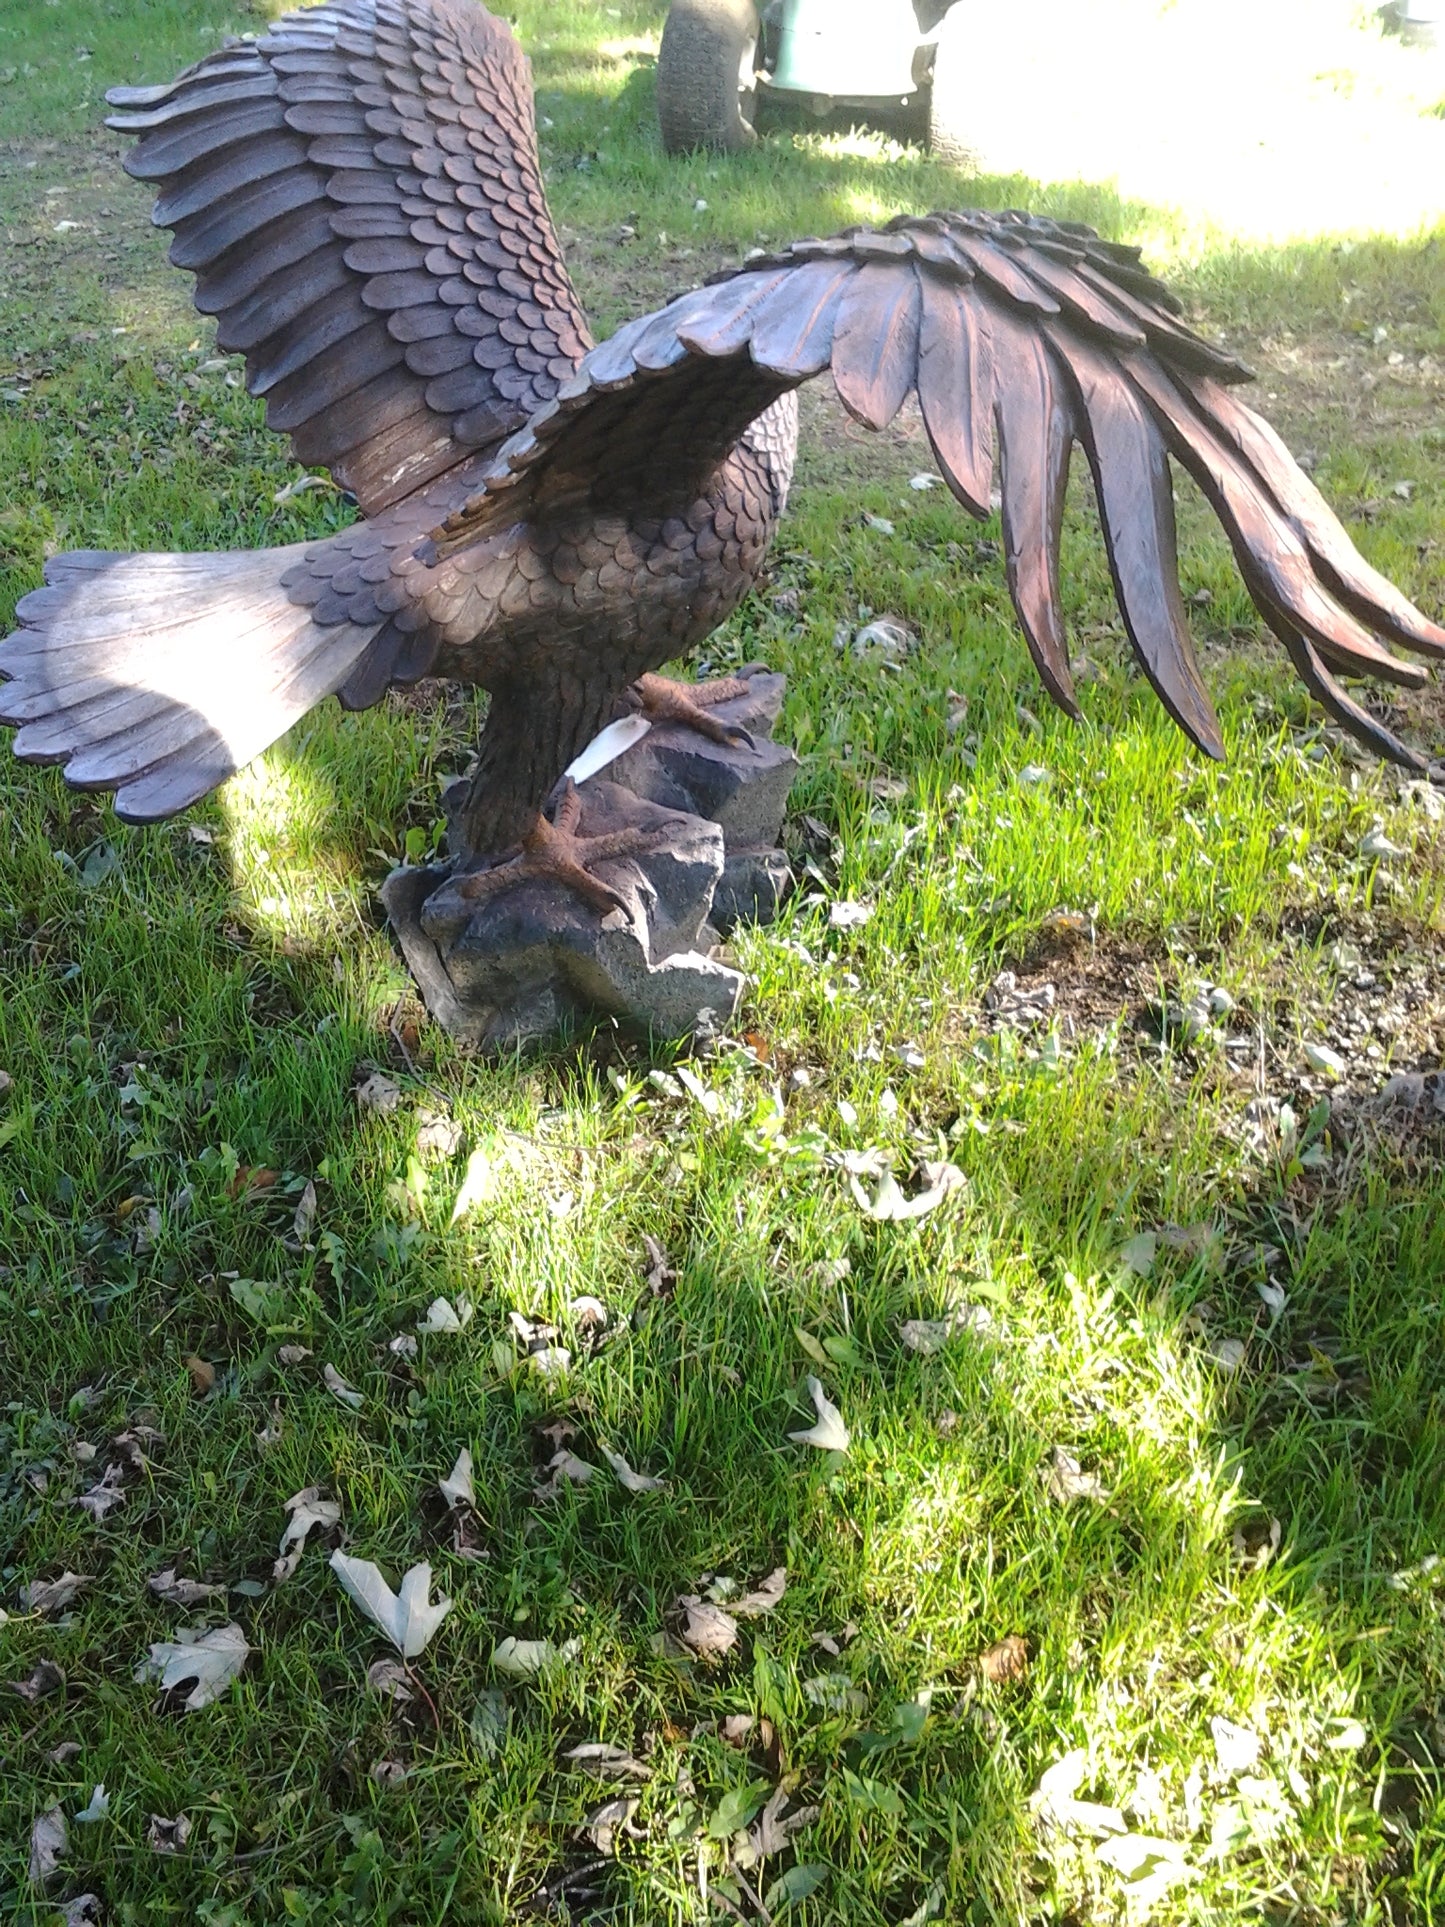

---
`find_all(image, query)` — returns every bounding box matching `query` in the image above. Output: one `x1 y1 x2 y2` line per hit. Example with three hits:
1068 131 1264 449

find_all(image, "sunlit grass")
0 0 1443 1922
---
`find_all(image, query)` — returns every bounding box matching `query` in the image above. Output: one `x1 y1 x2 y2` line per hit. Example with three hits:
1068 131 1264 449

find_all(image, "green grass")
2 3 1445 1923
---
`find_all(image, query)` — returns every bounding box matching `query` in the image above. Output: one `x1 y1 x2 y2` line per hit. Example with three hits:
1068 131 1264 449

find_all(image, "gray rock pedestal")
382 668 799 1050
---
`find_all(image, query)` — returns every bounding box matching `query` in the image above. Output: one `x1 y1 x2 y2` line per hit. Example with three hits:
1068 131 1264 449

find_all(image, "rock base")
384 669 800 1050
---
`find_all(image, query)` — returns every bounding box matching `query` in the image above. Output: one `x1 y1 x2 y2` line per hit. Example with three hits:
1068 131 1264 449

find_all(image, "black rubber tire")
656 0 761 155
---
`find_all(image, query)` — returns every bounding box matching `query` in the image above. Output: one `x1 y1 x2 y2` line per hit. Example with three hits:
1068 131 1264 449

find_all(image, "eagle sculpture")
2 0 1441 917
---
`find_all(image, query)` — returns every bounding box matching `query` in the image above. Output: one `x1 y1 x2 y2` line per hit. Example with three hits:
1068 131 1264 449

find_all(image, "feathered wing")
104 0 592 514
430 210 1445 770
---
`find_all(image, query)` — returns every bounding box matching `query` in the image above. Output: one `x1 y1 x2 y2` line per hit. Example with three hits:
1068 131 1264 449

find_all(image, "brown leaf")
184 1356 216 1396
677 1598 739 1658
226 1165 277 1201
369 1757 407 1787
978 1634 1030 1684
733 1567 787 1618
356 1071 402 1115
19 1572 92 1615
11 1660 65 1703
29 1805 67 1886
641 1234 677 1299
147 1813 191 1854
1043 1446 1109 1505
721 1714 755 1747
74 1461 126 1520
582 1794 639 1854
564 1741 651 1781
47 1741 83 1765
148 1567 222 1608
366 1658 415 1703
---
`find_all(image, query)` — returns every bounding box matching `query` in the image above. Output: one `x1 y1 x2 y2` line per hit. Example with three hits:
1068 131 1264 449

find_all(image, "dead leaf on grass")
491 1635 578 1679
721 1713 755 1746
438 1447 475 1511
356 1071 402 1114
676 1598 739 1658
1232 1516 1282 1568
74 1462 126 1520
564 1741 651 1781
788 1376 850 1453
47 1742 82 1766
277 1344 312 1367
733 1568 787 1618
641 1234 677 1297
449 1146 495 1221
29 1805 67 1886
329 1552 450 1658
256 1400 284 1449
184 1356 216 1396
978 1634 1030 1684
600 1445 665 1494
10 1660 64 1703
323 1363 364 1409
743 1784 819 1863
1031 1749 1127 1837
537 1448 597 1497
369 1757 407 1787
583 1793 639 1854
112 1424 163 1472
900 1305 993 1352
274 1487 341 1582
148 1568 222 1607
366 1658 415 1703
415 1109 463 1158
416 1295 474 1334
73 1786 108 1825
135 1623 249 1710
147 1812 191 1854
1043 1446 1109 1505
19 1572 91 1615
290 1180 317 1245
852 1160 967 1222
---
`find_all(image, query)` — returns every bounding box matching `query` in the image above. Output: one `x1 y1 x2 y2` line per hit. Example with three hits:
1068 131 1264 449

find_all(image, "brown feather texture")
2 2 1442 853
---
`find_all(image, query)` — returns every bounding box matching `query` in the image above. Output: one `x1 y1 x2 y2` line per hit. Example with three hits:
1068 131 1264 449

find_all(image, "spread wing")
104 0 592 516
428 210 1445 770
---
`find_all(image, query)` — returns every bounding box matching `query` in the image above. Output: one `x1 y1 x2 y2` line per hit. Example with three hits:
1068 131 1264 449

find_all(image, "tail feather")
0 546 382 821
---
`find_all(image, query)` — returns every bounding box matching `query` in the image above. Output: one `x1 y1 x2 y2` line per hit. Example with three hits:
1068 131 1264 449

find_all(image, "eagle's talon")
631 671 759 753
452 779 659 921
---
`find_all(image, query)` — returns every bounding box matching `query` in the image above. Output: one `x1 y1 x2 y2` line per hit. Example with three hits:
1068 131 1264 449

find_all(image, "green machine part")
769 0 923 100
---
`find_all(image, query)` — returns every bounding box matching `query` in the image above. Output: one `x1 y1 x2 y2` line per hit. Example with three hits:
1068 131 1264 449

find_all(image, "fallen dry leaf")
148 1568 222 1608
329 1552 451 1659
10 1660 64 1703
583 1793 639 1854
416 1294 473 1334
277 1344 312 1367
29 1805 67 1886
900 1305 993 1353
57 1898 101 1927
184 1355 216 1396
369 1757 407 1787
449 1146 495 1222
147 1812 191 1854
721 1713 755 1747
291 1180 318 1244
677 1598 739 1658
226 1164 277 1200
829 899 873 929
600 1445 665 1494
439 1447 475 1511
733 1568 787 1618
356 1071 402 1114
415 1109 463 1158
19 1572 91 1615
74 1462 126 1521
641 1234 677 1298
852 1160 967 1222
978 1634 1030 1684
47 1742 82 1766
1043 1446 1109 1505
135 1624 250 1711
564 1741 651 1781
491 1634 578 1679
746 1784 819 1862
366 1658 414 1703
274 1487 341 1583
1031 1750 1127 1837
112 1424 163 1472
73 1786 109 1826
323 1363 363 1409
788 1376 850 1453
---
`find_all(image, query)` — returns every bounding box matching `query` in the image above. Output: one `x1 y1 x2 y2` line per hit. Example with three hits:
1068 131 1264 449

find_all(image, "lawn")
1 2 1444 1923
